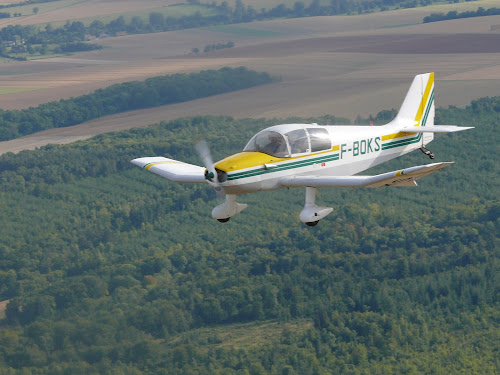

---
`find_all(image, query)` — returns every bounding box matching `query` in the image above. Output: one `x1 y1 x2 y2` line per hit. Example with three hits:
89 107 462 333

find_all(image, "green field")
166 319 314 351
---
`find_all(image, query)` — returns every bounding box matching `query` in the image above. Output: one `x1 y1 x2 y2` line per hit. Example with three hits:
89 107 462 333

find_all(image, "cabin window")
307 128 331 152
286 129 309 155
244 130 290 158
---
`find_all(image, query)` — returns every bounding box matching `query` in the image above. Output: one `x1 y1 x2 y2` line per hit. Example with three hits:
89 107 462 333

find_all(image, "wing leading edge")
131 157 207 183
280 162 453 188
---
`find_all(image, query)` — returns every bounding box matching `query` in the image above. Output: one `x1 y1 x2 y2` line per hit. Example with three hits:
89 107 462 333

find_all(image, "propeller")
194 137 223 193
194 137 246 221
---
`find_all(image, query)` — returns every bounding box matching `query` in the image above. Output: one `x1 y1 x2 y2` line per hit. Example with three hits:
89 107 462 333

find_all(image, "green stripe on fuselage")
227 153 339 181
382 133 422 150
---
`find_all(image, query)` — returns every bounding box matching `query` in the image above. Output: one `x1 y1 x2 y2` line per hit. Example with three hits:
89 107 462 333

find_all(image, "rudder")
394 72 435 129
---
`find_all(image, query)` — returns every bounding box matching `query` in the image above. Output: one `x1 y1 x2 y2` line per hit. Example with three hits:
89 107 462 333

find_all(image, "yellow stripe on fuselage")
382 132 417 142
215 146 340 172
414 72 434 127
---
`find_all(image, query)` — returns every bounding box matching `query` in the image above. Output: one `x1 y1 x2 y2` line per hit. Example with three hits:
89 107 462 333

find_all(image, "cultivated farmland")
0 1 499 154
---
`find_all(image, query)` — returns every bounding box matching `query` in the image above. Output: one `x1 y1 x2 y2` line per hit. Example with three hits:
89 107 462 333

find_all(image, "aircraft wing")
280 162 453 188
399 125 474 133
131 157 207 183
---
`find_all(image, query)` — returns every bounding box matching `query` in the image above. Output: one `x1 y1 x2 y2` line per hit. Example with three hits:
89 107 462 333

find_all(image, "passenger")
291 138 307 154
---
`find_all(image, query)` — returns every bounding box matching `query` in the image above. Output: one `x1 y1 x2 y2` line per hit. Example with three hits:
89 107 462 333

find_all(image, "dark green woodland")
0 67 274 141
0 95 498 373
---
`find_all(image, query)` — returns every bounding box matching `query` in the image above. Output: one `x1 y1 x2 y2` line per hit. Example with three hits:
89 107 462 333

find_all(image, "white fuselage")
215 123 433 195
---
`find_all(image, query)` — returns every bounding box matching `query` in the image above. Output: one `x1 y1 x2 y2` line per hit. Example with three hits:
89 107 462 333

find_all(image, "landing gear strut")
300 187 333 227
212 194 247 222
420 146 435 159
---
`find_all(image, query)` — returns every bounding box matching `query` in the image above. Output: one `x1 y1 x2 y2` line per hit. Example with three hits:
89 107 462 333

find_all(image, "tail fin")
395 73 474 135
394 72 435 128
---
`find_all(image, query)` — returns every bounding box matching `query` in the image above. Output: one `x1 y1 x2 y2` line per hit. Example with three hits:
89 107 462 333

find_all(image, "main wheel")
217 218 230 223
305 220 319 227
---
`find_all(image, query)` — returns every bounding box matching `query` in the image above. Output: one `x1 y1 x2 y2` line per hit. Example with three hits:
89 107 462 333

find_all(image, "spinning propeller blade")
194 138 218 184
194 138 223 197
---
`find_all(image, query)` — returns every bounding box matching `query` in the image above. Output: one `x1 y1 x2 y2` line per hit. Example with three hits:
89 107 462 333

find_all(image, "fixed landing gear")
420 146 435 159
305 220 319 227
212 194 247 222
300 187 333 227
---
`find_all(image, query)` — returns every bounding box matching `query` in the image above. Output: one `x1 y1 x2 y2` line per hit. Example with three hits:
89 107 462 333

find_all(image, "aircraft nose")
216 169 227 183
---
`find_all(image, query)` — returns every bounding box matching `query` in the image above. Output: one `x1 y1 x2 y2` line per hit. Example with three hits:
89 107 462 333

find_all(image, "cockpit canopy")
243 125 332 158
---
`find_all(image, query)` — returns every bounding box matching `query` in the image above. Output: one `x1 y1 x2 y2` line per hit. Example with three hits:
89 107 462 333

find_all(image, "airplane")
131 73 473 226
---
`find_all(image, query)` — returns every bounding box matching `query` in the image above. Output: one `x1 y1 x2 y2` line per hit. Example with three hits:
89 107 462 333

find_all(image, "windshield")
244 130 290 157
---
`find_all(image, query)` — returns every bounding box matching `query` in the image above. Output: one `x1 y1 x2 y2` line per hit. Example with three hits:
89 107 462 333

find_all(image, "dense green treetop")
0 97 498 374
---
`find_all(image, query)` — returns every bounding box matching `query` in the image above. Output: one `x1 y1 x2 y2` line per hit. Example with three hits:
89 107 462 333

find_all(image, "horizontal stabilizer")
131 157 207 183
280 162 453 188
400 125 474 133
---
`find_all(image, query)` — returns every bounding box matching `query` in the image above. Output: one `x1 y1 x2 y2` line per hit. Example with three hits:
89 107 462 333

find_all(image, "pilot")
266 133 287 157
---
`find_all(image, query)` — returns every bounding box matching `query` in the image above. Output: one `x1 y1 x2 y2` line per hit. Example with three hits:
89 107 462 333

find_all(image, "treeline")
0 98 498 373
0 23 103 60
56 41 102 53
0 67 274 141
0 9 231 59
424 6 500 23
203 41 234 53
0 10 231 46
203 0 439 22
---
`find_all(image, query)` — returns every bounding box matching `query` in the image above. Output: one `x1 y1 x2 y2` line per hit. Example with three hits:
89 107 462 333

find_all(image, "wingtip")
131 157 168 168
131 158 147 168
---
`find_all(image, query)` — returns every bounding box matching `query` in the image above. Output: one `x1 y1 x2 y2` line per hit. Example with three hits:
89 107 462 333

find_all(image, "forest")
0 67 274 141
0 93 498 373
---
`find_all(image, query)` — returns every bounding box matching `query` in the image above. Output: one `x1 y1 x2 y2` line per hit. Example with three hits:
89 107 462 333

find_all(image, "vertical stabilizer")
394 73 435 129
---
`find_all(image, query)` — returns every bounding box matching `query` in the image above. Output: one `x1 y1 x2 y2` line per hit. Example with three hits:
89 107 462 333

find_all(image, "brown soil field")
0 8 499 155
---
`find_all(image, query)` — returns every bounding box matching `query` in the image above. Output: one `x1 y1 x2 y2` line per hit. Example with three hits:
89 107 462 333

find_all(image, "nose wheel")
212 194 247 222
